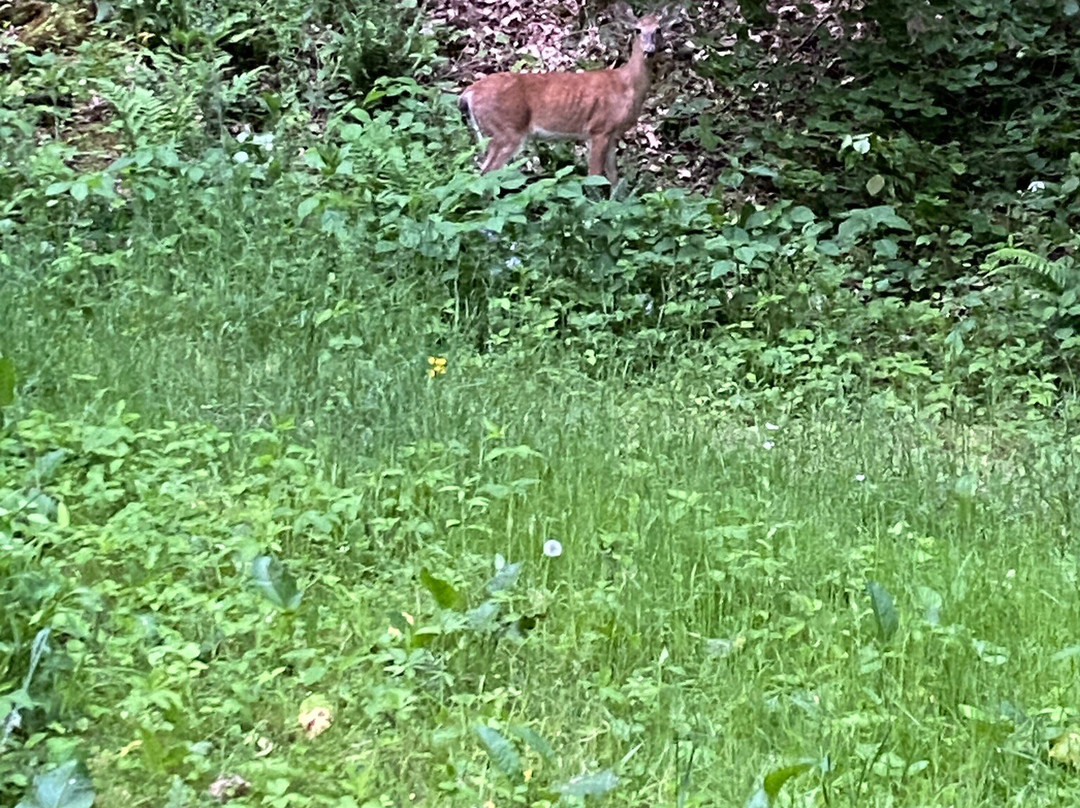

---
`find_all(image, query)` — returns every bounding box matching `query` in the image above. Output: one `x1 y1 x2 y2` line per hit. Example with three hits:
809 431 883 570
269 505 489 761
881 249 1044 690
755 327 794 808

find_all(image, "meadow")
3 1 1080 805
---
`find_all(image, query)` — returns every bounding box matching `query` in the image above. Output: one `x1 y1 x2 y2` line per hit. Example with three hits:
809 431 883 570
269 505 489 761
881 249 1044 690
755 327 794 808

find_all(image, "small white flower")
233 151 250 164
765 422 780 431
543 539 563 558
1005 569 1016 580
855 474 866 482
762 441 775 450
1026 179 1045 193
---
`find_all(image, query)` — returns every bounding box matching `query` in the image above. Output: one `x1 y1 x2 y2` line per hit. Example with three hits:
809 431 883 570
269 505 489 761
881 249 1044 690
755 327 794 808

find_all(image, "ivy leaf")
867 580 899 641
475 725 522 781
251 555 303 611
420 567 466 611
17 760 95 808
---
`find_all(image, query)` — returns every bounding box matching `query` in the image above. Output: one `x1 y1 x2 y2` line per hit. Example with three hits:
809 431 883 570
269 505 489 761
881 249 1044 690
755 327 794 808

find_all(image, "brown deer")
458 5 677 188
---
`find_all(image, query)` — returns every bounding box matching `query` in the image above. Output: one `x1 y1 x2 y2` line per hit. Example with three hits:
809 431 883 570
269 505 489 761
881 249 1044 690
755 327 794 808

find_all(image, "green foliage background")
2 0 1080 805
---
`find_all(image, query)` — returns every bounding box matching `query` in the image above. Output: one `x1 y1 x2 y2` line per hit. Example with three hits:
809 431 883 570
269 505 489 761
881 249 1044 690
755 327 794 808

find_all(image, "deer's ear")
609 2 638 26
657 4 684 26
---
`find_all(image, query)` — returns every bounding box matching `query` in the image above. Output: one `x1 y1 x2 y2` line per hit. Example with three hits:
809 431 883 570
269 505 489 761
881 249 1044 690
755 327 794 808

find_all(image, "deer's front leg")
587 133 616 184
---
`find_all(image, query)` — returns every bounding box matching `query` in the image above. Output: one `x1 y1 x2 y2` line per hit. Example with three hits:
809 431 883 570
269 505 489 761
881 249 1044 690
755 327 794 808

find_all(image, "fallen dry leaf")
1050 732 1080 769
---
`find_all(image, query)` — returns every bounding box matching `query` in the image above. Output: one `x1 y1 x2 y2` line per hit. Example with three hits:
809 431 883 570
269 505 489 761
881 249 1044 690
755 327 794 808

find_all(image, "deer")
457 5 678 189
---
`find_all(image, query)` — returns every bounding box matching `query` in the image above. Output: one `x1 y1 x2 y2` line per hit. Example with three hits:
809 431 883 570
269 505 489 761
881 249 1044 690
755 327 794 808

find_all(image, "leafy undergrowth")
4 390 1080 806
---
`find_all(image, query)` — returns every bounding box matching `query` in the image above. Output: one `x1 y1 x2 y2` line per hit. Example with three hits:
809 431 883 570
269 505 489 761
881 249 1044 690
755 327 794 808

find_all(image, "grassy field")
5 225 1080 806
3 5 1080 803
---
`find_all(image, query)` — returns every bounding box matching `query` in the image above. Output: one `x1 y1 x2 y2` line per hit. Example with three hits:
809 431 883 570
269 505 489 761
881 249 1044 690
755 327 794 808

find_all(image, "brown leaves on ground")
2 0 91 51
431 0 871 194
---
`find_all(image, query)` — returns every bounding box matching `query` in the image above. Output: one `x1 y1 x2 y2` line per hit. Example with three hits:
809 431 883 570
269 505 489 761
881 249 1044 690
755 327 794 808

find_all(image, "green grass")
4 55 1080 808
5 293 1080 806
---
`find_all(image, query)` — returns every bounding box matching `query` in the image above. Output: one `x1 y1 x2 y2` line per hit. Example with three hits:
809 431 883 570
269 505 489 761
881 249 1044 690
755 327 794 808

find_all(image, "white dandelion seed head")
762 441 775 450
855 474 866 482
543 539 563 558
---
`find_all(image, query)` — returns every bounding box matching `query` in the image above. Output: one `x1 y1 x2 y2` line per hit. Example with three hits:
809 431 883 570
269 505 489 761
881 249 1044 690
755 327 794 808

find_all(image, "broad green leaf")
555 769 619 798
787 205 815 224
70 182 88 202
17 760 94 808
420 567 465 611
734 245 758 264
251 555 303 611
465 600 500 630
873 238 899 259
297 196 319 222
475 725 522 780
486 561 522 594
837 217 868 243
867 580 899 640
711 259 735 279
863 205 912 231
746 761 816 807
32 449 68 485
1052 644 1080 663
764 762 813 800
510 724 557 762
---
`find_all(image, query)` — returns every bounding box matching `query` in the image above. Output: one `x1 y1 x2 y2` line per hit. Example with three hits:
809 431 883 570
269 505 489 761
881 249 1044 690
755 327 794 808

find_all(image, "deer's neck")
620 38 653 106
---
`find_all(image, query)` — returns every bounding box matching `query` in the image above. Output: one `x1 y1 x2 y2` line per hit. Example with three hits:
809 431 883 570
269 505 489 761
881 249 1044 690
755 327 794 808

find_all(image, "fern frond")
982 247 1077 294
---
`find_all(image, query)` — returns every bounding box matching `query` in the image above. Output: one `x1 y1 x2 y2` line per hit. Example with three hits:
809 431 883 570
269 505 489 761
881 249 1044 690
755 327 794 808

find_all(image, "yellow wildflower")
427 356 447 378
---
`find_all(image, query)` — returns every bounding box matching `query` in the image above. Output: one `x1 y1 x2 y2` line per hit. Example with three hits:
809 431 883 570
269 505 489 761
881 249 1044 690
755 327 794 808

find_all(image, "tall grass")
4 64 1080 808
5 173 1080 805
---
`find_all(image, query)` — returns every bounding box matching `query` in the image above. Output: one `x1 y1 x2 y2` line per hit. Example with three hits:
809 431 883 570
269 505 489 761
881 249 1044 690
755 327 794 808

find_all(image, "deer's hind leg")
480 136 526 173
